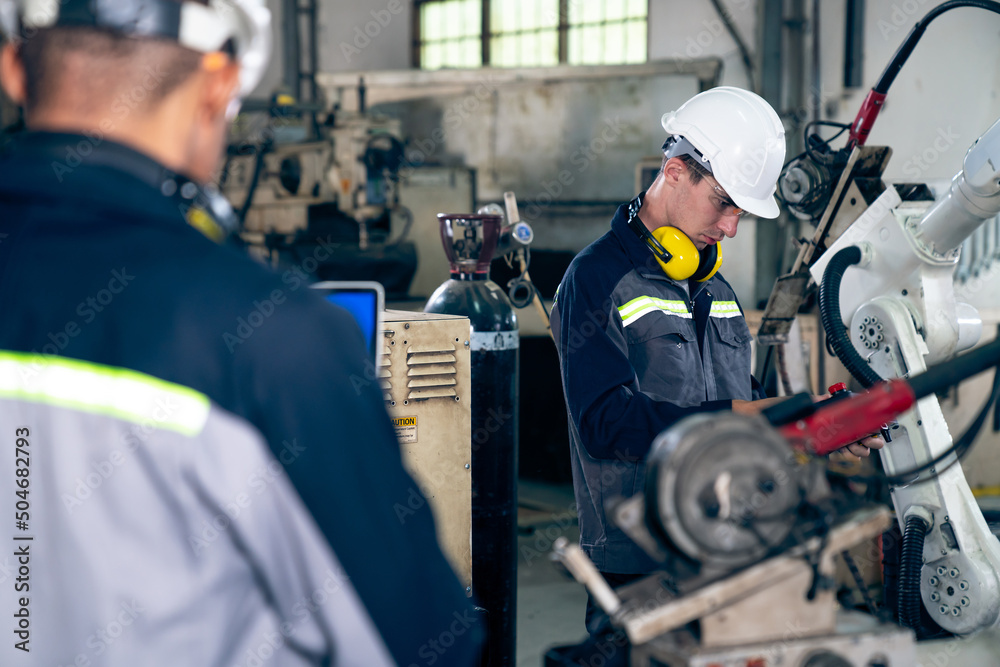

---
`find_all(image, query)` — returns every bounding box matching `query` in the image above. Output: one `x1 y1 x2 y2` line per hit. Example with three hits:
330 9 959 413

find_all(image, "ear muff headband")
626 193 723 282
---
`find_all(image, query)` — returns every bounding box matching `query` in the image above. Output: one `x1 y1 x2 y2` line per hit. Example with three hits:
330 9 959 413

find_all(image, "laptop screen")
310 281 385 365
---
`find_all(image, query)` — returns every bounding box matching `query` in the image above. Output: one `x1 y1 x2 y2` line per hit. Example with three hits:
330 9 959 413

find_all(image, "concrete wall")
319 0 412 72
252 0 412 100
648 0 757 89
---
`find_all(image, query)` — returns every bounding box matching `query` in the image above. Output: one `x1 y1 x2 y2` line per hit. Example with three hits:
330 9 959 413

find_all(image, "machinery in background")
552 339 1000 666
758 0 1000 349
750 2 1000 639
809 112 1000 638
221 93 476 299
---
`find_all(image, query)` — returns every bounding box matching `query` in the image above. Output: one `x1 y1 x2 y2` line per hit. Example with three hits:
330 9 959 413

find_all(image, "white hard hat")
662 87 786 219
0 0 271 99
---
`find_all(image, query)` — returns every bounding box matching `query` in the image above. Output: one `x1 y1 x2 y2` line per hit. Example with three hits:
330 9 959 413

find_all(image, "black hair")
16 0 206 114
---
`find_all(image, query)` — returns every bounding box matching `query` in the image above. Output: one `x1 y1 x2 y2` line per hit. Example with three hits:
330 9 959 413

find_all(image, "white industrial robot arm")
809 116 1000 635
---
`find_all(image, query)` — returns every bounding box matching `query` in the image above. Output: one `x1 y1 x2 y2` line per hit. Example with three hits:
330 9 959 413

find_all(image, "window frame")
412 0 648 69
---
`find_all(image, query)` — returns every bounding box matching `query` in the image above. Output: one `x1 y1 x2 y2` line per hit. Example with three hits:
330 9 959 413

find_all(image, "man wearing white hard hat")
0 1 480 665
550 87 882 656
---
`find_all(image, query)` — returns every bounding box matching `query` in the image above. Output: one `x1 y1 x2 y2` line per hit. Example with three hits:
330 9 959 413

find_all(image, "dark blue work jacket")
551 202 764 574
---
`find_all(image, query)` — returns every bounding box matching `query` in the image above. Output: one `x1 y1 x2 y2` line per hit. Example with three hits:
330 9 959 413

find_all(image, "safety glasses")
707 180 746 218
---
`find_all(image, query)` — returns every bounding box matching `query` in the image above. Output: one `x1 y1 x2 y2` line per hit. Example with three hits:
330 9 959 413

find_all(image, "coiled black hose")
818 246 885 389
898 515 930 632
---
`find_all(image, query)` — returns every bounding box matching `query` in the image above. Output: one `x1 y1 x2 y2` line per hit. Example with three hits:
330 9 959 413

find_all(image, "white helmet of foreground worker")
662 87 786 219
0 0 271 101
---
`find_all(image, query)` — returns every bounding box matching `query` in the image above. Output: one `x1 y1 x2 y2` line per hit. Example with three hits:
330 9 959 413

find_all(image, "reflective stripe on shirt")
709 301 741 318
617 296 692 326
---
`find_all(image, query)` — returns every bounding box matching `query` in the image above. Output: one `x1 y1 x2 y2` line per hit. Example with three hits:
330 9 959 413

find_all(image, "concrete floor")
516 480 587 666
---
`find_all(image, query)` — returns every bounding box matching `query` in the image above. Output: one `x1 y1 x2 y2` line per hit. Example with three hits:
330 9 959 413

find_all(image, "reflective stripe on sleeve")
617 296 692 327
0 350 210 436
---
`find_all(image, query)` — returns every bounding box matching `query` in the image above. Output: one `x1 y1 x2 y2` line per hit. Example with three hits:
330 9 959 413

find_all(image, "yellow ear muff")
650 226 700 280
692 243 723 282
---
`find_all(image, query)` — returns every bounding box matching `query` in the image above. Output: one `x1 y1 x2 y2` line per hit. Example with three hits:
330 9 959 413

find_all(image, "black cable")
873 1 1000 96
805 120 852 133
776 122 850 214
898 515 930 631
237 138 272 225
841 550 879 615
803 121 850 165
533 284 551 320
818 246 885 388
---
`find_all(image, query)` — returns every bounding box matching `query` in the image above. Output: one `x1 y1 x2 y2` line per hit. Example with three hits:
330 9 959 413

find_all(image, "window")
567 0 646 65
490 0 560 68
415 0 647 70
418 0 483 70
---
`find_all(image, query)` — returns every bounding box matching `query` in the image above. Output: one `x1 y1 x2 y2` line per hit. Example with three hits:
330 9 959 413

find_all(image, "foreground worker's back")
0 132 481 666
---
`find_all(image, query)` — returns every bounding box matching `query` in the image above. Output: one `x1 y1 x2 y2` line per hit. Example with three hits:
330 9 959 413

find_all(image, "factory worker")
549 87 882 663
0 1 480 664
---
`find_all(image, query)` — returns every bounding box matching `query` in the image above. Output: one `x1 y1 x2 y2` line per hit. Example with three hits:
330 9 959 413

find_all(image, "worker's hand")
835 434 885 460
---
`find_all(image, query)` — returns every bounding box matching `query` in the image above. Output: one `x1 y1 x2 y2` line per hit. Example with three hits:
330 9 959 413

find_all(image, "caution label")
392 415 417 443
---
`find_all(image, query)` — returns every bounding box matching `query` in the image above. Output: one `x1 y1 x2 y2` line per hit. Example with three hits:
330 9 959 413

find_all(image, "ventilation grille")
406 343 458 400
379 342 392 401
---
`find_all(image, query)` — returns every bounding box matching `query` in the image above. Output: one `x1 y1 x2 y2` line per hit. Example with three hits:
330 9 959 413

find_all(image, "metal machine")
807 115 1000 637
552 338 1000 666
771 0 1000 641
220 98 420 296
